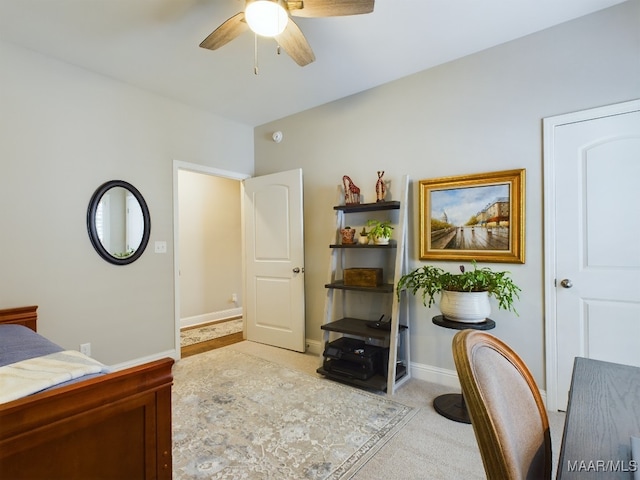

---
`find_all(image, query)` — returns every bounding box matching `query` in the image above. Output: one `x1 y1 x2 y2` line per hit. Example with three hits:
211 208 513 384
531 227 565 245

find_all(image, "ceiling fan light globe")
245 0 289 37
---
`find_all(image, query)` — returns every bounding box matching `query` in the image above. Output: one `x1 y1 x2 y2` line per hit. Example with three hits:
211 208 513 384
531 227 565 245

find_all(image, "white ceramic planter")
373 236 390 245
439 290 491 323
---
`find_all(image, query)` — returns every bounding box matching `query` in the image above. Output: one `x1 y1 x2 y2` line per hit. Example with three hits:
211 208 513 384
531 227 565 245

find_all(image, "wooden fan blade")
199 12 249 50
287 0 374 18
275 19 315 66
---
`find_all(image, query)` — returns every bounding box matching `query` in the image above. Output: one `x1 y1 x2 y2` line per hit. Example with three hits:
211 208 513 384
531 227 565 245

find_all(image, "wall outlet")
80 343 91 357
231 293 238 303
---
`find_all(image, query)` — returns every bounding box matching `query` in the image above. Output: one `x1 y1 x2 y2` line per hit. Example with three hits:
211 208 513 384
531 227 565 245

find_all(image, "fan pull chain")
254 33 259 75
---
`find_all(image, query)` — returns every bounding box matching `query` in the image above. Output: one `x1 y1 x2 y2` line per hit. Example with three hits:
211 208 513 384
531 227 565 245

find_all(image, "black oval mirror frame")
87 180 151 265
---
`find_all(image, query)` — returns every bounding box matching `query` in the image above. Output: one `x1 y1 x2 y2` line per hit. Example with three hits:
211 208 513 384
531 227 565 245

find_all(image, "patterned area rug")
172 349 416 479
181 319 243 347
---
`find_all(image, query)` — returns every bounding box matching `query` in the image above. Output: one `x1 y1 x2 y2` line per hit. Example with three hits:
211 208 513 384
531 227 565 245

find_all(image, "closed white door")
243 169 305 352
544 100 640 410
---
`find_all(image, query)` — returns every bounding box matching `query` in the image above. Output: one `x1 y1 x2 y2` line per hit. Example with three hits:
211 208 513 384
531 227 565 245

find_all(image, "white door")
544 100 640 411
243 169 305 352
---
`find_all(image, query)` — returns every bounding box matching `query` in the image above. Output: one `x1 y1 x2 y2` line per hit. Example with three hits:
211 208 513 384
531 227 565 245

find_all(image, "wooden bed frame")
0 306 174 480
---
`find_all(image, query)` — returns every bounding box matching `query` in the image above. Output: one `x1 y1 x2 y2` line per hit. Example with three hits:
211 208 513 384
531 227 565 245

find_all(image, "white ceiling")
0 0 626 126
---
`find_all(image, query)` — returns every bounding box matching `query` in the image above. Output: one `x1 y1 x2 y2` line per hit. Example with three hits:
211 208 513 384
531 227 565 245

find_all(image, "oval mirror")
87 180 151 265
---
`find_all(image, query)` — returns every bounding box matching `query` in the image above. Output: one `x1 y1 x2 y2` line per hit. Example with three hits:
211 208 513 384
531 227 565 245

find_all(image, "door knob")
560 279 573 288
293 267 301 273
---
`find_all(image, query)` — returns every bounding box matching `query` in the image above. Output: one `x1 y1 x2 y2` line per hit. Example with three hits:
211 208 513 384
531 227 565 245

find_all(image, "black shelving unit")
333 200 401 213
323 280 394 294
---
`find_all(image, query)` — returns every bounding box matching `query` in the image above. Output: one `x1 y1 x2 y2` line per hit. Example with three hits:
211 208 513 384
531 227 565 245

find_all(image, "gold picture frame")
419 169 525 263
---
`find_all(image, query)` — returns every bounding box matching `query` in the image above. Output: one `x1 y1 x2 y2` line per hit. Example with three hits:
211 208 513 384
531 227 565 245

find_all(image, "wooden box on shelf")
344 268 383 287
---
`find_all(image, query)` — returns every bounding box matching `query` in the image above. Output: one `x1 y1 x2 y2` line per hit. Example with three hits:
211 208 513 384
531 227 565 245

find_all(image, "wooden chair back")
452 330 552 480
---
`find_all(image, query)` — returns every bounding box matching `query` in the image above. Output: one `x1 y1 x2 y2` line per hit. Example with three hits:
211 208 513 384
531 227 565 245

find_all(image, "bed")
0 305 174 480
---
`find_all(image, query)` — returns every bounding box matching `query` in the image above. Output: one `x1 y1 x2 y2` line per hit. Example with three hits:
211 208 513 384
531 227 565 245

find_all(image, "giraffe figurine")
375 171 386 202
342 175 361 205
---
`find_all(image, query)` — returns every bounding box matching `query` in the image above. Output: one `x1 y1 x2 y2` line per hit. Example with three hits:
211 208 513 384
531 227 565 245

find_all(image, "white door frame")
543 98 640 411
172 160 250 358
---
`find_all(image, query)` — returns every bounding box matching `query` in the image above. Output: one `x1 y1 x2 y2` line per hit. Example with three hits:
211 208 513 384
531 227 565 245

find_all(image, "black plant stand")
432 315 495 424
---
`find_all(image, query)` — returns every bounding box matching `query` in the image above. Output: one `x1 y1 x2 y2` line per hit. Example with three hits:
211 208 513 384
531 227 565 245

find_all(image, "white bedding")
0 350 109 404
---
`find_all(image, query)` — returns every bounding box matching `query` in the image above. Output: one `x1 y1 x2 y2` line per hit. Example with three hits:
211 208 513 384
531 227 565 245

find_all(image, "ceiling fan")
199 0 375 67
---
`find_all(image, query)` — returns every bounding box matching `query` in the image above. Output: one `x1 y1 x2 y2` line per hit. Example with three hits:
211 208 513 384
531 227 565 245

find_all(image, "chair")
452 330 552 480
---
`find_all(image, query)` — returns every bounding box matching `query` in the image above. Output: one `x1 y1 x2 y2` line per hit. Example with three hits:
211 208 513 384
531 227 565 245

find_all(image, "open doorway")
172 161 250 358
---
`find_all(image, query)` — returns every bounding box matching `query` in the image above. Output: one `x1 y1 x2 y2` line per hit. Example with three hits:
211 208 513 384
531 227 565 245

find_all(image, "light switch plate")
154 241 167 253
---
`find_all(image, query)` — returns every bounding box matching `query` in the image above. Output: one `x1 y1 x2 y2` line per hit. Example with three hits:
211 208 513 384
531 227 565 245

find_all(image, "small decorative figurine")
340 226 356 244
342 175 361 205
375 171 386 202
358 227 369 245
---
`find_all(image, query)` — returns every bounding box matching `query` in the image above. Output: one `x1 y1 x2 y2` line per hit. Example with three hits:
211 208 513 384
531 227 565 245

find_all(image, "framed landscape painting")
419 169 525 263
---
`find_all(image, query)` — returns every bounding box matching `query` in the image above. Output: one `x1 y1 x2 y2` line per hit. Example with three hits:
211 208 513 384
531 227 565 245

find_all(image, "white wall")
178 171 242 325
0 40 253 365
254 0 640 387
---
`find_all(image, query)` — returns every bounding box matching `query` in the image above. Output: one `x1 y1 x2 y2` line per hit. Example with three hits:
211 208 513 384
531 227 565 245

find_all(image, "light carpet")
172 348 417 479
181 318 243 347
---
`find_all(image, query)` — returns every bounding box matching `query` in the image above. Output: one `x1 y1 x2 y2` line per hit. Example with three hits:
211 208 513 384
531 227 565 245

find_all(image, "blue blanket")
0 324 63 366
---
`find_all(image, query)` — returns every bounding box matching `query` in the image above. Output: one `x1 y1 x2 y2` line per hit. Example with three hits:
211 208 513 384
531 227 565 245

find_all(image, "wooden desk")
557 357 640 479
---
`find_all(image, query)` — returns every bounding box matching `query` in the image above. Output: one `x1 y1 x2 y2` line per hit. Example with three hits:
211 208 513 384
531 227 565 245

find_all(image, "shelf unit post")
386 174 410 393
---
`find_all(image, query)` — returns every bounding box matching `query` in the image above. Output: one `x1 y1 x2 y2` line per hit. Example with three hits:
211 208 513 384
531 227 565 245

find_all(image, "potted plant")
397 261 521 323
366 220 393 245
358 226 369 245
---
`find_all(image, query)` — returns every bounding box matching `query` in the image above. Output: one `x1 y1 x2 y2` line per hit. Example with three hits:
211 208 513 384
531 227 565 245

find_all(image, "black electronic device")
323 358 373 380
322 337 387 380
323 337 366 359
366 314 392 331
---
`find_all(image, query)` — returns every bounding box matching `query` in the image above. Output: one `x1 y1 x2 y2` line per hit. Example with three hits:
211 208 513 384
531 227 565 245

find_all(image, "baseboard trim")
180 308 242 329
410 362 461 389
409 360 548 405
111 349 178 371
306 339 322 356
